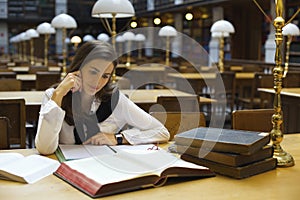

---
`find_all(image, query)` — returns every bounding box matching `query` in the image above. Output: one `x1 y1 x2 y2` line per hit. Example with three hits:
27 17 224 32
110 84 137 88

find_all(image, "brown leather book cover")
172 144 273 167
181 154 277 179
174 127 270 155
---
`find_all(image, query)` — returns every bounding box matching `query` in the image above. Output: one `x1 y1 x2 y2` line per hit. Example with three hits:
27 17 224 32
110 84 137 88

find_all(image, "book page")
64 148 208 185
0 155 60 184
0 153 24 167
58 144 158 160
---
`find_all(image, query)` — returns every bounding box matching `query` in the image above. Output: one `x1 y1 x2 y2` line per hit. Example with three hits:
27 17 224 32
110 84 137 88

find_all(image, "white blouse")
35 88 170 155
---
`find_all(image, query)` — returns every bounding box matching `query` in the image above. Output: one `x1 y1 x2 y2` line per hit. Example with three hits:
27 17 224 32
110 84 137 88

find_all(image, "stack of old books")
173 127 277 179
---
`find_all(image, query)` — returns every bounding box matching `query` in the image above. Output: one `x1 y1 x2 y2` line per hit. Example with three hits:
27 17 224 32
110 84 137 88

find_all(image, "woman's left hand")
83 133 117 146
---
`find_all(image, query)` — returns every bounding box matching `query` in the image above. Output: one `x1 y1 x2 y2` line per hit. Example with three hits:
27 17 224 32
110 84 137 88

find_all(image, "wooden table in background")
258 88 300 133
0 134 299 200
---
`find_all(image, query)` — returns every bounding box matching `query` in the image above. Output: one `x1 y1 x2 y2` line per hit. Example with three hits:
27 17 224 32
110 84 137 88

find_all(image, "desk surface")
0 134 299 200
0 89 215 106
258 88 300 98
168 73 216 79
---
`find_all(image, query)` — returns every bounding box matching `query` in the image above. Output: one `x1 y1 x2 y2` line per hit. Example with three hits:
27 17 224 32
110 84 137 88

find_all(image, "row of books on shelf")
0 127 276 198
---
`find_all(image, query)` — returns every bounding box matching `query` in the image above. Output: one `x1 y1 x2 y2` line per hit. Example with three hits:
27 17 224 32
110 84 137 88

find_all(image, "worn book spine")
181 154 277 179
174 144 273 167
174 127 270 155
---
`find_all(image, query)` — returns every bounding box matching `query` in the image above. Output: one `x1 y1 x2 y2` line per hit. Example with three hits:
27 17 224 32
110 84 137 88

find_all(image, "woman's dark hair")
62 40 118 125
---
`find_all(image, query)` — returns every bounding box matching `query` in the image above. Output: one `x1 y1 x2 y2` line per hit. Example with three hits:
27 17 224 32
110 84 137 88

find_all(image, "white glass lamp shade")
37 22 56 34
135 33 146 41
97 33 110 42
20 32 30 41
51 13 77 29
71 36 82 44
116 35 125 43
26 29 39 38
158 25 177 37
283 23 300 36
83 35 95 42
211 31 230 38
92 0 135 18
123 31 135 41
210 20 235 34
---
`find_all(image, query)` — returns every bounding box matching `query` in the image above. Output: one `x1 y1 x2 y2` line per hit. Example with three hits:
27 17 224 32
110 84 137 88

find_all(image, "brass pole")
30 38 34 66
44 34 49 67
218 36 225 73
111 13 117 83
283 35 292 78
271 0 294 167
165 36 170 66
61 28 67 79
125 40 132 67
23 41 27 61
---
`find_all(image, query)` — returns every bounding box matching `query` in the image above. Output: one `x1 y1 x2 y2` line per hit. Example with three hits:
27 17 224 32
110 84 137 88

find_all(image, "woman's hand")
83 133 117 146
51 71 82 106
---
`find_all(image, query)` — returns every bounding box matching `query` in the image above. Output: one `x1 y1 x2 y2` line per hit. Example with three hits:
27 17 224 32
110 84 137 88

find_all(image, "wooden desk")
258 88 300 133
0 134 299 200
235 72 255 98
168 73 217 94
122 89 216 112
9 66 61 73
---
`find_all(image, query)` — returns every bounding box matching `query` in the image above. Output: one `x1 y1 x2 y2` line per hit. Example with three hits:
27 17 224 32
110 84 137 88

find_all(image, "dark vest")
73 89 120 144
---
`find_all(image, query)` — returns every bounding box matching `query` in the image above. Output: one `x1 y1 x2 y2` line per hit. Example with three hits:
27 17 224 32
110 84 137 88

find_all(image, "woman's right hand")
51 71 82 106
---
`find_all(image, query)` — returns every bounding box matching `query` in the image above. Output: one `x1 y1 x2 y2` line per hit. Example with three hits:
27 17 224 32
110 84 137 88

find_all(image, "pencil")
106 145 117 153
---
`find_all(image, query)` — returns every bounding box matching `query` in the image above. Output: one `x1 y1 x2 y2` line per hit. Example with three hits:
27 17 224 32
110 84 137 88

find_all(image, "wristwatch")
115 133 123 145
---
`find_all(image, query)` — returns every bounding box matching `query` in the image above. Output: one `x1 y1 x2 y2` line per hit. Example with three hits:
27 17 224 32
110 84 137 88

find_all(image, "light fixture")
158 25 177 66
122 31 135 67
83 34 95 42
97 33 110 42
154 17 161 25
185 13 193 21
116 35 125 56
71 36 82 50
51 13 77 78
282 23 300 77
210 19 235 72
130 21 138 28
25 29 39 66
91 0 135 82
135 33 146 59
20 32 30 62
37 22 56 67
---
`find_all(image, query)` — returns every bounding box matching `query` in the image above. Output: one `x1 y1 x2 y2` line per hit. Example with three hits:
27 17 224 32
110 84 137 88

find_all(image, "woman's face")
80 58 114 95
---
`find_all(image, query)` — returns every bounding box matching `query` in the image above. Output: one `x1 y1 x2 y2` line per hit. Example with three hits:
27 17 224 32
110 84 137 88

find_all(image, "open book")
0 152 60 184
54 147 215 198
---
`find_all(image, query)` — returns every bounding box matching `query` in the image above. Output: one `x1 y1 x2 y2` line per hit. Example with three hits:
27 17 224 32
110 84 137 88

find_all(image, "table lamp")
282 23 300 78
37 22 56 67
116 35 125 57
25 29 39 66
20 32 30 62
51 13 77 79
122 31 135 67
92 0 135 82
158 25 177 66
70 36 82 50
83 34 95 42
97 33 110 42
135 33 146 59
210 20 235 72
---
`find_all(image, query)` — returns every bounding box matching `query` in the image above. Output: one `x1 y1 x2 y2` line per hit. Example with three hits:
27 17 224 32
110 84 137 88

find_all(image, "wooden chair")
0 99 26 148
155 95 199 112
35 71 61 90
150 112 206 140
0 71 16 79
0 79 22 91
0 116 9 149
237 72 274 109
232 109 277 132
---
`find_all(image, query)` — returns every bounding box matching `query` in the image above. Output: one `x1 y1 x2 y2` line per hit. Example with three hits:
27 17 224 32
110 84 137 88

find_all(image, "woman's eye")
102 74 111 79
89 70 98 75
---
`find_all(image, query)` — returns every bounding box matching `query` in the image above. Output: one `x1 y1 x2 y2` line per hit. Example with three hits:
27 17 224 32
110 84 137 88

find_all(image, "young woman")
35 40 169 155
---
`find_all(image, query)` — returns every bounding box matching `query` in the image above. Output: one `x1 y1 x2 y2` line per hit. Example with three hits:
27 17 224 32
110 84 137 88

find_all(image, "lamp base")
273 147 295 167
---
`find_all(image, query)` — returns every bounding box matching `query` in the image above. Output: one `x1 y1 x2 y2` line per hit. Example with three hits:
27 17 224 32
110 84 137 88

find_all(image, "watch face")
116 134 123 145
